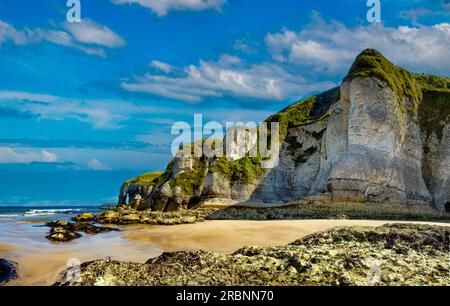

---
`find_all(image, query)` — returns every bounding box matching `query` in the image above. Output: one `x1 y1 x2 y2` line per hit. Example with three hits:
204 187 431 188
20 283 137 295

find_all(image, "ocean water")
0 205 104 220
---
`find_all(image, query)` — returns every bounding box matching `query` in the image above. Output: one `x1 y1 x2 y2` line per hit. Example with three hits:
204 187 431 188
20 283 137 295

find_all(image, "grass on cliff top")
345 49 422 114
346 49 449 139
265 87 339 142
345 49 450 114
125 171 164 186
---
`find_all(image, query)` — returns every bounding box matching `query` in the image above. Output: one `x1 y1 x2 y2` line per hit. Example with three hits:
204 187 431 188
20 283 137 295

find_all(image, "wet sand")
1 219 449 286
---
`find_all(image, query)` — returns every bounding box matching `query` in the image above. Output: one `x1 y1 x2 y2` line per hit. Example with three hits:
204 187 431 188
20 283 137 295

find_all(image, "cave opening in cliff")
445 202 450 213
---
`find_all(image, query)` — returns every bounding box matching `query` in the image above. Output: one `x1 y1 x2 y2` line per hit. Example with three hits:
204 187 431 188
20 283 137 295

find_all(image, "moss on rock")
169 157 208 195
56 223 450 286
210 156 266 185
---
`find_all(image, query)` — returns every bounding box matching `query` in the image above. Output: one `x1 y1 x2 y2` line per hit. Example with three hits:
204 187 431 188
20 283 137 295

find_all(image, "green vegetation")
419 89 450 141
125 171 164 186
415 74 450 142
123 49 448 198
169 157 208 195
94 207 216 225
210 156 266 185
345 49 422 114
345 49 450 124
414 73 450 91
265 87 338 143
346 49 449 141
208 202 450 222
285 134 319 167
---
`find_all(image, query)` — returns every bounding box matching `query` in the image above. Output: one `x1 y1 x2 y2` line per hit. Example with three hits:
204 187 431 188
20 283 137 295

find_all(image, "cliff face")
119 49 450 212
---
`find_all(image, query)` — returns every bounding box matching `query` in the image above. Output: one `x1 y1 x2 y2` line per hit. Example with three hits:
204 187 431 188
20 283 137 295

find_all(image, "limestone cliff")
119 49 450 212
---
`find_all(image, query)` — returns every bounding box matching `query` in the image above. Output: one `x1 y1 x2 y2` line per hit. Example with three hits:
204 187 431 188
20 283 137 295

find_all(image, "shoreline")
2 219 450 286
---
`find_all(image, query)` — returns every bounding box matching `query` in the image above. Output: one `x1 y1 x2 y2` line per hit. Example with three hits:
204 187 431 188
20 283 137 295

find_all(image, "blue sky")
0 0 449 205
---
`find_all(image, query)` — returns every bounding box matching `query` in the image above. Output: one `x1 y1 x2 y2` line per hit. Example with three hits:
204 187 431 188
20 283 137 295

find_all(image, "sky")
0 0 449 205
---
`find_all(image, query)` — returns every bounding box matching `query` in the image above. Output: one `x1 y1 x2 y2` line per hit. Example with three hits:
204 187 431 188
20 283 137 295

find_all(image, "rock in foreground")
45 220 118 242
56 223 450 286
0 259 18 285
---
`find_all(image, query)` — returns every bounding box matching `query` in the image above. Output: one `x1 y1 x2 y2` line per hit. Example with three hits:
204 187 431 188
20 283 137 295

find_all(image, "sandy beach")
1 218 449 286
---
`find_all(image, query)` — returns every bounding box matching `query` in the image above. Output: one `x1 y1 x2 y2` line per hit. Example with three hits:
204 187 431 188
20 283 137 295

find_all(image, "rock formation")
118 49 450 212
55 223 450 286
0 259 18 285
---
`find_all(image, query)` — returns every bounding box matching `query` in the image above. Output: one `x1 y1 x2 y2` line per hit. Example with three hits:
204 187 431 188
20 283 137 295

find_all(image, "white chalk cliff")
119 49 450 212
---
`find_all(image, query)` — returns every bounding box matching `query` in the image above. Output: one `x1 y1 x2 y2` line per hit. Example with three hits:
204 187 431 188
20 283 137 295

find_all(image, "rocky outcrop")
119 49 450 212
0 259 18 285
55 223 450 286
45 220 118 242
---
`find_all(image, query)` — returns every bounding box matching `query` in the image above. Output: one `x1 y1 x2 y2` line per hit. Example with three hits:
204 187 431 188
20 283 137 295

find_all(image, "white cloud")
0 19 125 57
63 19 126 48
111 0 226 16
0 90 198 129
0 147 58 164
0 91 58 102
266 17 450 76
0 91 127 129
151 60 173 73
41 150 59 162
233 39 258 54
0 20 27 45
121 54 335 103
87 158 111 171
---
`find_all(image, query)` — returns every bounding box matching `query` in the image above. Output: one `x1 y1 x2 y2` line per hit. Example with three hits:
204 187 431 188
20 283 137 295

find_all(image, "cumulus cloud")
150 60 173 73
0 90 201 129
120 18 450 104
265 17 450 77
87 158 111 171
121 54 335 103
63 19 126 48
0 91 126 129
111 0 226 16
0 147 58 164
0 19 125 57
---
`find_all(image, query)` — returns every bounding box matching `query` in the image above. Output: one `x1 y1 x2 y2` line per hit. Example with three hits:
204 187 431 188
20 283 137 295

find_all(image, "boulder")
73 213 95 222
46 227 82 242
0 259 18 285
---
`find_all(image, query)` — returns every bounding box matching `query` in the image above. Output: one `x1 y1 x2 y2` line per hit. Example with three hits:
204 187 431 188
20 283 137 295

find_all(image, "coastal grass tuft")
125 171 165 186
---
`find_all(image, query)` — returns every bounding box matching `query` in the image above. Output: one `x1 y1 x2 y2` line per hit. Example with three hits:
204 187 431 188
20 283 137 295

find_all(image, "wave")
23 208 83 217
0 214 21 218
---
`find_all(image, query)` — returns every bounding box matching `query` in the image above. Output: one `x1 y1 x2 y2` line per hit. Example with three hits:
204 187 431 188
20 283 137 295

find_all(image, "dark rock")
72 222 118 235
55 223 450 286
46 227 82 242
45 220 118 242
72 213 95 222
0 259 18 285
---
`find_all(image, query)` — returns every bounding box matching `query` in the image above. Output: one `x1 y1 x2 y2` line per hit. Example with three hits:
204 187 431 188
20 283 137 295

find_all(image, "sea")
0 205 106 221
